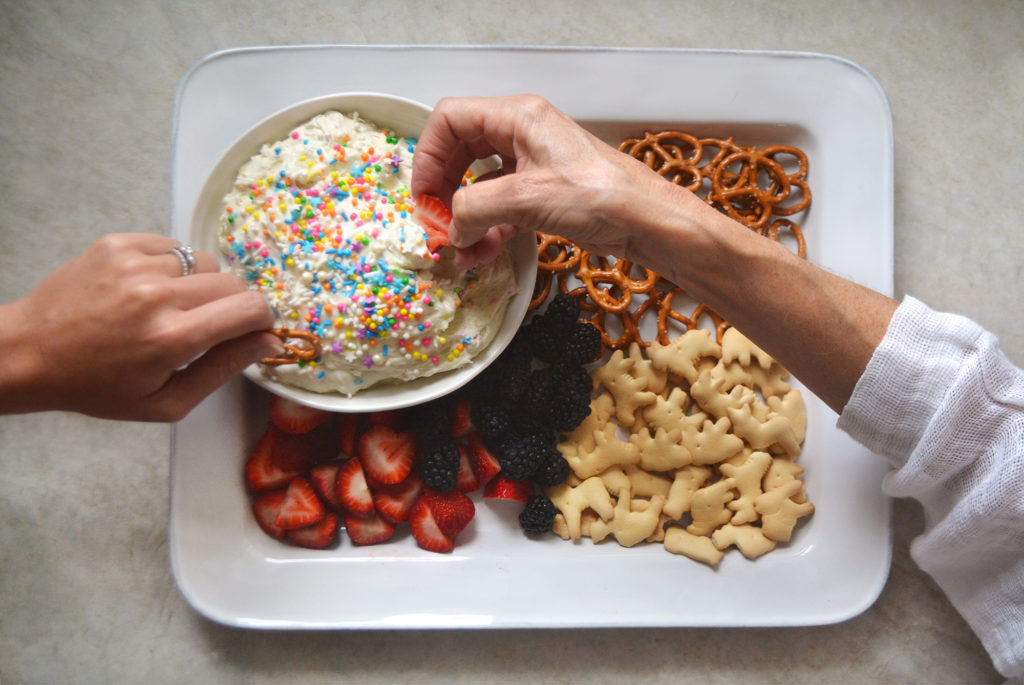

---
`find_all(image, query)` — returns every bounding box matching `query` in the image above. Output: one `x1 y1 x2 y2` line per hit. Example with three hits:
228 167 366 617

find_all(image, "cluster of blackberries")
477 295 602 533
405 294 604 534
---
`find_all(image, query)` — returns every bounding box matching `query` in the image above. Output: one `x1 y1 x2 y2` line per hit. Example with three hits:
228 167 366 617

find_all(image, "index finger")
411 95 529 200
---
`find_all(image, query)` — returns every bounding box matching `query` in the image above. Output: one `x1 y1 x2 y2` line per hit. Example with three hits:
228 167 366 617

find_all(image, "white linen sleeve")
837 295 1024 681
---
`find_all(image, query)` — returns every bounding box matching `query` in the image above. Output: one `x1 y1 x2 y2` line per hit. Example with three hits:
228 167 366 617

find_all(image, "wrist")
614 178 760 302
0 300 52 414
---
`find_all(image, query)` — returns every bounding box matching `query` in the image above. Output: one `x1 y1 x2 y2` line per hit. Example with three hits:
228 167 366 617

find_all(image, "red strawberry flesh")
409 497 454 553
358 425 415 485
269 395 333 434
274 476 326 529
286 512 339 549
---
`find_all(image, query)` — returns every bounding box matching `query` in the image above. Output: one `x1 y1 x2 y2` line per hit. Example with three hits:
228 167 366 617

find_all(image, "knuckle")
237 290 274 326
514 94 554 121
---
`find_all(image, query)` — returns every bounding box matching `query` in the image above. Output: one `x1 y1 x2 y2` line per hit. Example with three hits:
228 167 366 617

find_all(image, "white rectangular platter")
170 46 893 629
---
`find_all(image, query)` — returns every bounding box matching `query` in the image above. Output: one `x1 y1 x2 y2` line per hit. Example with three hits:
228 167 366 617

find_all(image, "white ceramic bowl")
189 92 537 412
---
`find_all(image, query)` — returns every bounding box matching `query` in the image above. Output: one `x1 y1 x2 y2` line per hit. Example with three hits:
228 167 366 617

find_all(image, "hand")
0 233 280 421
412 95 714 270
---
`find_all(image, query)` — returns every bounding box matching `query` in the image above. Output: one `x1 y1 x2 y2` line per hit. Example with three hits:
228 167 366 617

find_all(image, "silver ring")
167 243 197 276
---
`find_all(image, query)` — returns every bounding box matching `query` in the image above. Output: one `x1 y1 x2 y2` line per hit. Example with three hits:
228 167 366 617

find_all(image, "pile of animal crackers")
535 129 816 566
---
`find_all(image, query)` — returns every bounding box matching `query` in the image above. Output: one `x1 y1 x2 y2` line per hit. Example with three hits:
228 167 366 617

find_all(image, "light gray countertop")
1 1 1020 682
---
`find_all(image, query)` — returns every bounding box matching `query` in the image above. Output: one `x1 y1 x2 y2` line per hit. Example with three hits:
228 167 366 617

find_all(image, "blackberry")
533 450 570 487
470 396 511 442
417 440 461 491
551 363 593 400
541 293 580 336
496 433 548 481
562 322 603 365
523 318 566 364
531 364 592 432
509 413 556 444
519 495 558 536
405 397 454 443
523 368 556 417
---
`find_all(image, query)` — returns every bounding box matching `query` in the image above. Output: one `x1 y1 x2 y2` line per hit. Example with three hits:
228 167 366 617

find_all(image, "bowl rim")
189 91 538 412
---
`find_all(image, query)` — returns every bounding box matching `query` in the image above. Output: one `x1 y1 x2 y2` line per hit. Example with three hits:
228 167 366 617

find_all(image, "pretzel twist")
262 328 323 366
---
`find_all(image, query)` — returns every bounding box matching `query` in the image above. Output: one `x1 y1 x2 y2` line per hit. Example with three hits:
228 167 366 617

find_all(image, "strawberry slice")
456 443 479 492
483 474 535 502
286 512 339 549
358 425 416 485
466 434 501 487
335 457 375 516
309 462 343 512
413 194 453 253
422 489 475 538
266 422 337 472
269 395 333 434
366 409 405 431
274 476 326 529
344 510 396 546
336 412 362 457
245 433 302 493
373 474 424 524
251 490 288 541
409 496 454 553
450 398 474 438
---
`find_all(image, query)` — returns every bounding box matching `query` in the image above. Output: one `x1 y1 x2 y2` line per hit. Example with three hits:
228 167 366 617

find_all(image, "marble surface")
0 1 1020 682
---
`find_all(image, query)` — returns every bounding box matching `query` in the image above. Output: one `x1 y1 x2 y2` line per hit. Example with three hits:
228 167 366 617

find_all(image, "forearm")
616 179 898 414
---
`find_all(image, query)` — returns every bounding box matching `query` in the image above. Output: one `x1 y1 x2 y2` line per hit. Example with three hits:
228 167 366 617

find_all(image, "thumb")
148 331 283 421
449 172 543 249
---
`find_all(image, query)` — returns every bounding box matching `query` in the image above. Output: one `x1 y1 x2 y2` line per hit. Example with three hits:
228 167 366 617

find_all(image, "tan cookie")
646 511 675 543
754 479 815 542
683 416 745 465
641 386 691 433
727 402 802 457
719 450 773 525
567 423 641 479
591 349 658 427
552 510 599 540
766 389 807 445
545 477 616 540
712 524 777 559
626 341 669 394
590 487 667 547
687 477 736 536
664 525 725 566
690 368 757 420
630 426 692 471
646 329 722 383
764 457 808 504
663 465 713 519
597 466 673 499
711 359 792 399
720 327 774 371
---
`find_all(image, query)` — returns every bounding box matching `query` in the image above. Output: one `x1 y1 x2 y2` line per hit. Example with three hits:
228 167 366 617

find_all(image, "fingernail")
449 223 463 247
258 343 286 360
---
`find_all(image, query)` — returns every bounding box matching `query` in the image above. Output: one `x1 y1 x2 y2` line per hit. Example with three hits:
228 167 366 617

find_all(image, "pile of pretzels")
530 131 812 352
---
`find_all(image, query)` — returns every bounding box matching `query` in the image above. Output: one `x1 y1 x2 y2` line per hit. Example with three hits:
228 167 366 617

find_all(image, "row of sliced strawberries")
245 395 535 553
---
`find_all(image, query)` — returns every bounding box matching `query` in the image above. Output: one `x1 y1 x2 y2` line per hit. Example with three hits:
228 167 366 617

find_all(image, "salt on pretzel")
262 328 323 366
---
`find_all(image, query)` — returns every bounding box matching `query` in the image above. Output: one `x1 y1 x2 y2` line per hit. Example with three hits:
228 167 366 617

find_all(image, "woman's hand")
412 94 708 269
0 233 281 421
